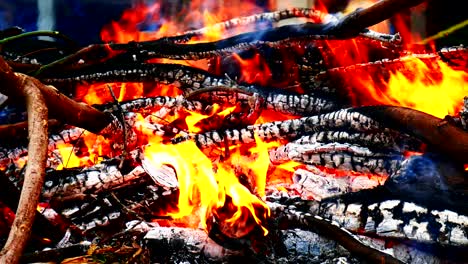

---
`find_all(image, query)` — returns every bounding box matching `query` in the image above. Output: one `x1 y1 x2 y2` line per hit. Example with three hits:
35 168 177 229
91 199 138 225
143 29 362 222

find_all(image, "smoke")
37 0 55 31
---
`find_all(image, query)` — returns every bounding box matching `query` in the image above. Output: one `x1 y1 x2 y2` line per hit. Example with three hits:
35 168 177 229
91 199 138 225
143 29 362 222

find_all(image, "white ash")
291 167 381 200
356 235 443 264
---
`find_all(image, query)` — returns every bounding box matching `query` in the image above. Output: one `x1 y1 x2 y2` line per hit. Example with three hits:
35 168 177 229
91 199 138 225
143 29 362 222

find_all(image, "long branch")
0 75 48 264
32 0 426 76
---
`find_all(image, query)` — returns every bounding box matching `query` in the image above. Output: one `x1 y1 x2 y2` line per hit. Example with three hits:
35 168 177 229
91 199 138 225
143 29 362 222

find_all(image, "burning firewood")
0 0 467 263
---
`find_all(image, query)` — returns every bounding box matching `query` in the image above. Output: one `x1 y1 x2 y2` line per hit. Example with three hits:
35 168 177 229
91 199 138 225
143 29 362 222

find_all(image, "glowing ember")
55 142 88 169
185 104 236 133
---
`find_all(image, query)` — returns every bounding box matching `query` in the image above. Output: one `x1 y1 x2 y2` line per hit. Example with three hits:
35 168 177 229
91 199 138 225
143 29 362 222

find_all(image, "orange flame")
101 1 270 44
338 55 468 118
185 104 236 133
384 58 467 117
75 82 182 105
55 142 90 169
323 16 467 118
232 53 272 86
143 136 272 236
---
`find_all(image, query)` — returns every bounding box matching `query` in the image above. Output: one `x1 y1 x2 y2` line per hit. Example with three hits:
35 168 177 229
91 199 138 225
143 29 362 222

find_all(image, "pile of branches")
0 0 467 263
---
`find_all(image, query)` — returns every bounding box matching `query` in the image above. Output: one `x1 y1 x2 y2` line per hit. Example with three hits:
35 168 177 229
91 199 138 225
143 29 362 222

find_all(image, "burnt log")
355 106 468 164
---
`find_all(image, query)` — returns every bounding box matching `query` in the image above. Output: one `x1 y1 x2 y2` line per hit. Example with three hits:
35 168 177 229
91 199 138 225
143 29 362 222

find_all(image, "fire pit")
0 0 467 263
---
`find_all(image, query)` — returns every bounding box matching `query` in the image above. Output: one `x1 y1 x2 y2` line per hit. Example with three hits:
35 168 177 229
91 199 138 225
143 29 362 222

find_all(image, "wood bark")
0 75 48 264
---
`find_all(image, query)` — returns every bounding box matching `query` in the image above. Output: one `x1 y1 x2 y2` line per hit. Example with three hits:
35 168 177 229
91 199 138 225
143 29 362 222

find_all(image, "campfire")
0 0 467 263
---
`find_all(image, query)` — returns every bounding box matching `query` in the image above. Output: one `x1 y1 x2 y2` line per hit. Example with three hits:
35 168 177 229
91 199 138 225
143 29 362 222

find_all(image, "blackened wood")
269 202 404 264
20 244 89 263
354 106 468 164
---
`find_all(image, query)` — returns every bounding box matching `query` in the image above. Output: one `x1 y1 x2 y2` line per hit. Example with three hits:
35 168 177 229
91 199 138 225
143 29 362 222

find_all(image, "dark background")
0 0 134 45
0 0 466 47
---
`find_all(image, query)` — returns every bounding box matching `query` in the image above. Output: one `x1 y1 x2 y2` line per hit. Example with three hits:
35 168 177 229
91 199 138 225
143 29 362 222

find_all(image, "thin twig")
420 19 468 45
0 30 76 47
107 84 128 166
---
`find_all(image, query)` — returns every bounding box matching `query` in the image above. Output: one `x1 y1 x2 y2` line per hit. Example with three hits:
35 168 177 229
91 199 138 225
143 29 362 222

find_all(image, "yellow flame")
385 59 468 118
144 136 271 235
185 105 235 133
55 143 84 169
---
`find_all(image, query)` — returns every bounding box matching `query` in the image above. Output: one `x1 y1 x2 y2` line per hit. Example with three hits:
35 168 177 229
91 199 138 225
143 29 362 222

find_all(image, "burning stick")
173 108 383 147
355 106 468 164
269 142 402 176
267 201 404 264
42 161 147 199
293 131 421 152
170 8 334 43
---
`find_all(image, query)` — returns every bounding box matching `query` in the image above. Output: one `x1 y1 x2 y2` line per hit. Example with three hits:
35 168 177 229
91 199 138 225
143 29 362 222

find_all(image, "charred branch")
173 108 383 147
332 0 427 37
293 131 422 152
269 142 403 176
268 201 404 264
355 106 468 164
167 8 333 44
20 243 90 264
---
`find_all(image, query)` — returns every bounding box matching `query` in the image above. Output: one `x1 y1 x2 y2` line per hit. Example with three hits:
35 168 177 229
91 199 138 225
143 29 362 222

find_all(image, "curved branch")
354 106 468 163
0 75 48 264
270 203 403 264
0 30 76 47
